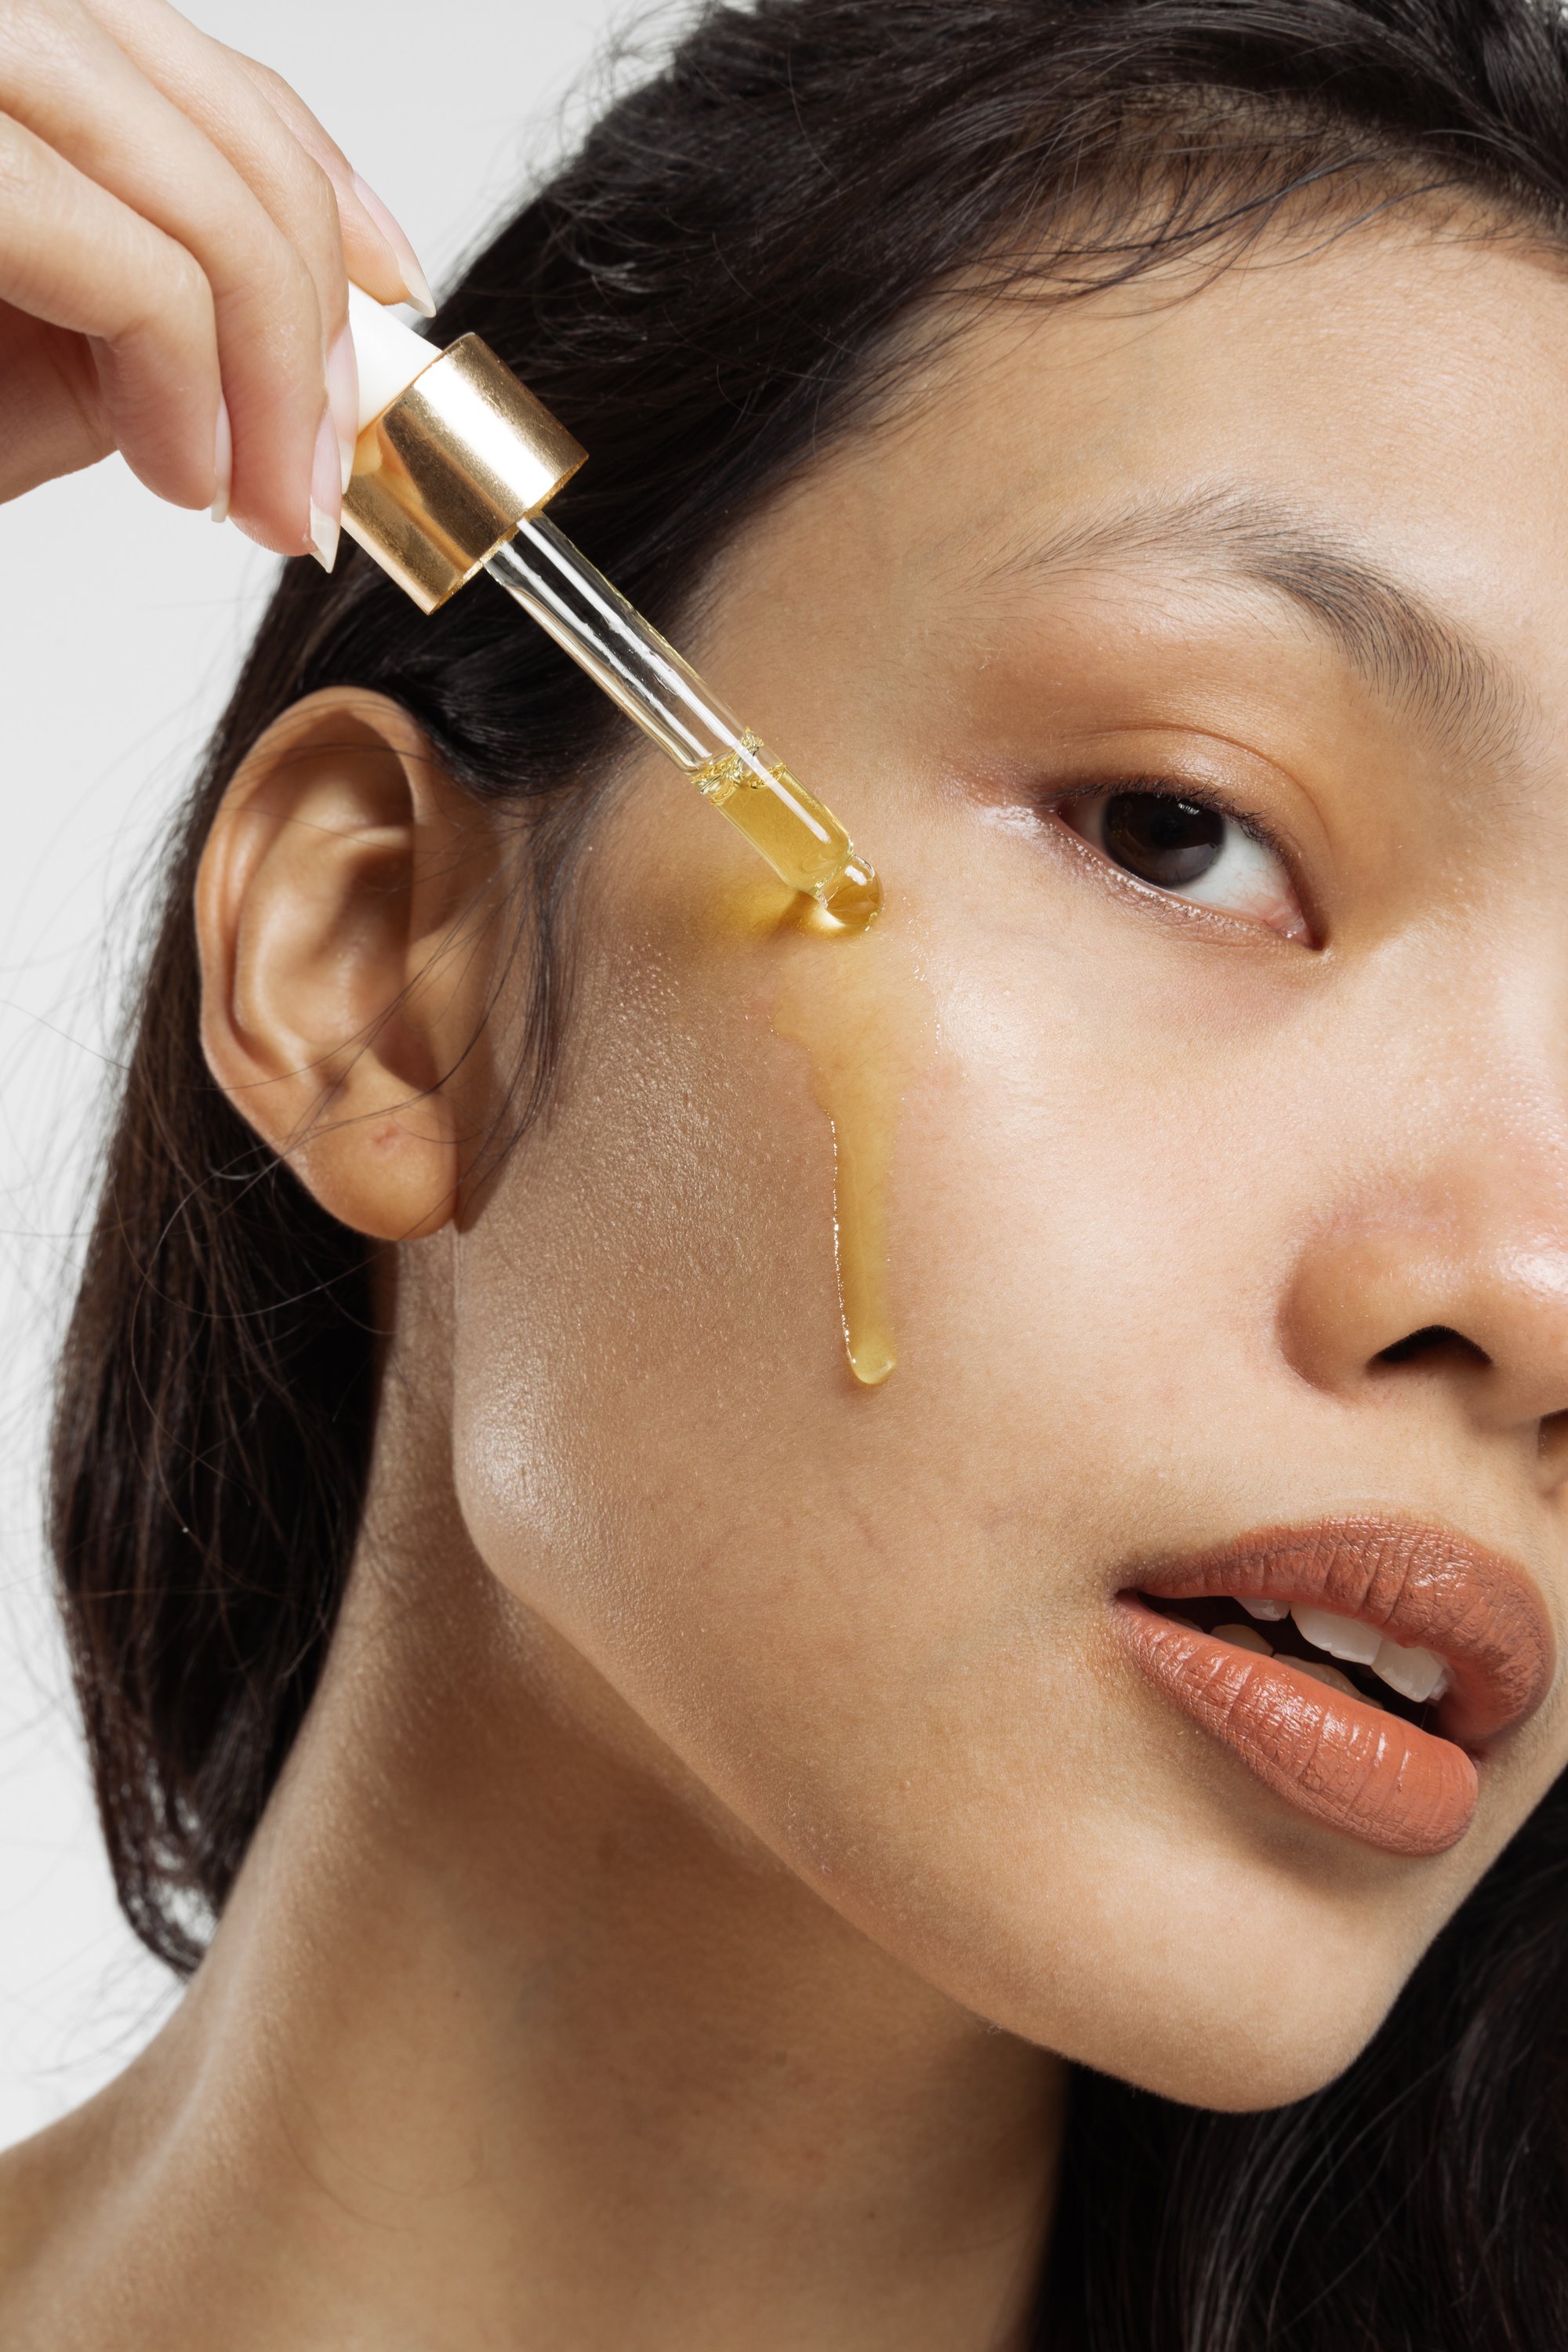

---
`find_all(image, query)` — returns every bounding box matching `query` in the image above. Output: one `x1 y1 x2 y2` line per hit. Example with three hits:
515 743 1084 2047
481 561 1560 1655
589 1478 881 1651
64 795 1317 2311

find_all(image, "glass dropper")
486 519 881 931
340 287 878 927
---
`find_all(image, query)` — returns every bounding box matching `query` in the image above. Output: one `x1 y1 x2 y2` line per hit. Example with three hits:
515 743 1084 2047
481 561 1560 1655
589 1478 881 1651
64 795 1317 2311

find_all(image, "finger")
0 0 328 554
82 0 433 313
227 49 435 317
0 306 113 503
89 1 363 498
0 114 220 510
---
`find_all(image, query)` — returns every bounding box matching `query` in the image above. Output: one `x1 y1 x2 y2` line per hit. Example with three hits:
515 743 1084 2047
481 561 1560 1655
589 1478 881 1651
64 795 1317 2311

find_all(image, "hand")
0 0 434 564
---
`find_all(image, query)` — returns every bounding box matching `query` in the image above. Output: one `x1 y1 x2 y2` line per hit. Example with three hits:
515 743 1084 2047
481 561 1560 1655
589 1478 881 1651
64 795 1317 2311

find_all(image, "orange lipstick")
1115 1517 1555 1857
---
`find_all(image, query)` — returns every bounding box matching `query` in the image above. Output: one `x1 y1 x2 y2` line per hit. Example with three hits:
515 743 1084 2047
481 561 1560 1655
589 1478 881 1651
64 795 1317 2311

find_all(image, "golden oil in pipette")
691 731 881 931
484 523 880 929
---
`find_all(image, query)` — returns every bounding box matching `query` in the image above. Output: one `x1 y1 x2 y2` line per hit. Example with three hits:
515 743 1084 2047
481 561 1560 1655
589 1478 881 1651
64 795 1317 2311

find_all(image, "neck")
10 1390 1065 2351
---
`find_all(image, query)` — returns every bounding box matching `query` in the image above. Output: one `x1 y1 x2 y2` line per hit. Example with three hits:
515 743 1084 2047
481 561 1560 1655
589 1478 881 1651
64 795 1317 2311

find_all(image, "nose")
1281 1198 1568 1436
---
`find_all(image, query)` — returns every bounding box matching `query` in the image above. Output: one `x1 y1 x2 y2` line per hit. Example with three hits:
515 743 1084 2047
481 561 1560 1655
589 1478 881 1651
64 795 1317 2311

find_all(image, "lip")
1113 1516 1555 1858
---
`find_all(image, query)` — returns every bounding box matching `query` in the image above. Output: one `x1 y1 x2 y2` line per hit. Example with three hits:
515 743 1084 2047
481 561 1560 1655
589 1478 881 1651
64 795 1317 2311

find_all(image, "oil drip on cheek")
771 929 929 1388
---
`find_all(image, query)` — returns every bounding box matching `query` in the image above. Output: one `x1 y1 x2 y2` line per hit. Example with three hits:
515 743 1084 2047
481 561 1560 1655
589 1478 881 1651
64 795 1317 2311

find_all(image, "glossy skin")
445 220 1568 2097
4 212 1568 2350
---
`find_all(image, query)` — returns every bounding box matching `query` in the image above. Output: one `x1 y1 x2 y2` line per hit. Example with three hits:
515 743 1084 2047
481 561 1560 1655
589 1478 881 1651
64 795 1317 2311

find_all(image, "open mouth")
1142 1593 1445 1730
1112 1516 1554 1859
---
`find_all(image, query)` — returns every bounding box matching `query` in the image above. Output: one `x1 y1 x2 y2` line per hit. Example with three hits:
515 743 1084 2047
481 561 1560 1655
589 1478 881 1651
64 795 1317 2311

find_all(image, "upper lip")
1127 1515 1555 1749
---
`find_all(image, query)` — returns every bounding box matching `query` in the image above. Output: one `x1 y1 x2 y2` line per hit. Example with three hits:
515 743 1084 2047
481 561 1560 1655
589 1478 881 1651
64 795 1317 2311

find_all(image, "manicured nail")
309 502 339 570
352 172 436 316
309 410 340 570
210 395 232 524
326 320 358 492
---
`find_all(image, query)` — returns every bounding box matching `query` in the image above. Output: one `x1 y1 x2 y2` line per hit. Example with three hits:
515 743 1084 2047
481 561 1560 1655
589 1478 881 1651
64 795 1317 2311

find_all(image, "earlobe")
196 687 504 1242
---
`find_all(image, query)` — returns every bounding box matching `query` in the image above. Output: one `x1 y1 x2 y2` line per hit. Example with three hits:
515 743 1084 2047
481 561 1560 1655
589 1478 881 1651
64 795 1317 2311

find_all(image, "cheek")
448 933 841 1599
890 923 1287 1488
443 873 1467 2095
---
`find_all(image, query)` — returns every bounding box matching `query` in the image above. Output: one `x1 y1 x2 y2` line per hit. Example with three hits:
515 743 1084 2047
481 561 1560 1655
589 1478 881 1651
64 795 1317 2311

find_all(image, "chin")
1112 2002 1396 2114
1107 1900 1425 2108
982 1955 1406 2112
871 1831 1430 2116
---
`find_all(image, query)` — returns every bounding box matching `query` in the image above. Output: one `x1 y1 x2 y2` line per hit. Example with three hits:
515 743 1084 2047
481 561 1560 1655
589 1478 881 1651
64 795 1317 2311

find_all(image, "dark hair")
48 0 1568 2341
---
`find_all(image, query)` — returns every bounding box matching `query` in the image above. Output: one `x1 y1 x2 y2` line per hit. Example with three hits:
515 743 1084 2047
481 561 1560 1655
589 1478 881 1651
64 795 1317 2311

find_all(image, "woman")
2 0 1566 2342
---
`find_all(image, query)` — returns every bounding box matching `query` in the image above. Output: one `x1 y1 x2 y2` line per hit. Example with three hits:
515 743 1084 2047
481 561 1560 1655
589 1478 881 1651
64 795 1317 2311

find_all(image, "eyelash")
1048 779 1312 943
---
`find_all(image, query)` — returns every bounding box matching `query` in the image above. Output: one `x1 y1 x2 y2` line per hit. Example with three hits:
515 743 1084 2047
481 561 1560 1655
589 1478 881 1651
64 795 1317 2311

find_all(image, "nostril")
1376 1325 1491 1370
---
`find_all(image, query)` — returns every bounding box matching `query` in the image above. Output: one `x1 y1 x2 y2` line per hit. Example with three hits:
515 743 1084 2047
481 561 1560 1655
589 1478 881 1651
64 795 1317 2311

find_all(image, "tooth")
1291 1604 1381 1667
1370 1637 1447 1706
1238 1596 1288 1622
1290 1656 1377 1703
1215 1621 1273 1656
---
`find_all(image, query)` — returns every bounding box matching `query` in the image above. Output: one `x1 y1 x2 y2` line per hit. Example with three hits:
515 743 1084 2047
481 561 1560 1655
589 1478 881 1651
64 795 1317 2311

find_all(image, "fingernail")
309 411 340 571
352 172 436 317
326 320 358 492
309 502 339 571
210 395 232 524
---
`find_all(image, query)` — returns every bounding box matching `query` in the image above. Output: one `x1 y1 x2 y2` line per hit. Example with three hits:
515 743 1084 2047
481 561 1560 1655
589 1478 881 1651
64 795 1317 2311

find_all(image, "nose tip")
1281 1222 1568 1432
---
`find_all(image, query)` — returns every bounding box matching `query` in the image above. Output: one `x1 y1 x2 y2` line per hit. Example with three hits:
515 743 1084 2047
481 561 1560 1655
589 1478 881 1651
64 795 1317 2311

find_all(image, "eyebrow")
997 485 1527 764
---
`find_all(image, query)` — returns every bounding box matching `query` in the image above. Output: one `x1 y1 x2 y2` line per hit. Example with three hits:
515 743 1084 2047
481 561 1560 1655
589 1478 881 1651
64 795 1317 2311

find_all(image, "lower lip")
1113 1596 1478 1857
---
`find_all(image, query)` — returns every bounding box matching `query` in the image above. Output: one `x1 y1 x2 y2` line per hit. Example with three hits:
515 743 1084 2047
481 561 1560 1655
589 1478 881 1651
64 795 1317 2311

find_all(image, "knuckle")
299 149 337 214
238 220 317 335
233 47 346 175
235 52 294 109
273 236 321 327
0 0 64 78
0 113 41 205
235 241 324 383
162 241 215 334
298 153 347 257
113 253 212 372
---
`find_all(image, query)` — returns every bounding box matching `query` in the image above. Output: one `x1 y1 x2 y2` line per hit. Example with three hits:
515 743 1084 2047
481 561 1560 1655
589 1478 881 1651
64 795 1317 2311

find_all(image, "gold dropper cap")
343 328 586 613
341 291 880 931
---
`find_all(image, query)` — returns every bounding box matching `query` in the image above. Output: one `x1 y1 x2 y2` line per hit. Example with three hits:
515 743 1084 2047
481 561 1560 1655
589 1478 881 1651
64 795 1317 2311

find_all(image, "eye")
1059 788 1309 940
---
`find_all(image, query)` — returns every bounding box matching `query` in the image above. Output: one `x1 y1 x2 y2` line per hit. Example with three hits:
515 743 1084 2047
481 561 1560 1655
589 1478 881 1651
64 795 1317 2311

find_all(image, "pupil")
1102 793 1224 887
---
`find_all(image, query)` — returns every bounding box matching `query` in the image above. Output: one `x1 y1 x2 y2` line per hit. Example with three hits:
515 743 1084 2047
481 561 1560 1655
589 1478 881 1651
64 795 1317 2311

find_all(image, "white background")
0 0 646 2151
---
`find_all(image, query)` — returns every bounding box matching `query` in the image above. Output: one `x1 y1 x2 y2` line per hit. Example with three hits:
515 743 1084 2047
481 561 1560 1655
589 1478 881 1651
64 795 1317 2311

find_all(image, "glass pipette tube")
485 518 881 930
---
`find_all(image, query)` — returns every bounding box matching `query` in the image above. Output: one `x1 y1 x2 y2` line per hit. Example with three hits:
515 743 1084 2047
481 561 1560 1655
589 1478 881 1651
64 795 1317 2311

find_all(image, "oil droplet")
771 928 927 1387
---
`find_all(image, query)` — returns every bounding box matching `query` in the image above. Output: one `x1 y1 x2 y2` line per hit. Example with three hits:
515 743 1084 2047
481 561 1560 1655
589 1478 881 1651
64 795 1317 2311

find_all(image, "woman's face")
448 219 1568 2107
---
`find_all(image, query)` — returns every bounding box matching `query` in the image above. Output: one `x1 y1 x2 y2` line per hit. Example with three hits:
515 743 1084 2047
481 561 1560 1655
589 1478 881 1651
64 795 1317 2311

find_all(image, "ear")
196 687 508 1241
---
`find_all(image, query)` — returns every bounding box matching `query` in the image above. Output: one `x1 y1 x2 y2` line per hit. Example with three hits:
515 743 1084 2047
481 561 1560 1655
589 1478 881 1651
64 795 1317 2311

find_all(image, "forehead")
821 221 1568 662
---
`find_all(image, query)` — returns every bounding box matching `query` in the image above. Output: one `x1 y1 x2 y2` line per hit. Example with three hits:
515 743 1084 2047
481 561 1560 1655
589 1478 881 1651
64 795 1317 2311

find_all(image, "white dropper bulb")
347 283 437 431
